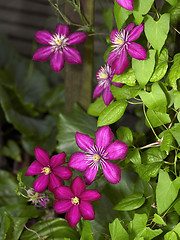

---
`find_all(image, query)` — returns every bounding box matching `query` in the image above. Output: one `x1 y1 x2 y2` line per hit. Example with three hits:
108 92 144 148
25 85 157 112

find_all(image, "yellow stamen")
99 72 108 79
114 37 124 46
71 197 79 205
41 167 51 175
93 154 100 162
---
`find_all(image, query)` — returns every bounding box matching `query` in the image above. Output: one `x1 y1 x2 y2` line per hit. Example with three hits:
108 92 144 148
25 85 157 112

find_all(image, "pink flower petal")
33 174 49 193
105 140 128 160
79 201 95 220
116 0 133 11
66 32 87 45
34 147 50 166
112 50 129 75
54 186 74 200
25 160 43 176
101 160 121 184
93 85 104 98
34 30 53 44
127 42 147 60
64 47 82 64
107 50 119 66
65 205 81 228
75 132 95 152
102 84 114 105
83 166 98 185
112 82 123 88
128 24 144 42
110 29 119 43
48 173 63 192
71 176 86 196
80 190 101 201
55 24 70 36
95 126 114 150
124 23 135 32
53 200 72 214
68 152 88 171
50 152 66 169
50 51 64 72
53 166 73 180
32 46 53 62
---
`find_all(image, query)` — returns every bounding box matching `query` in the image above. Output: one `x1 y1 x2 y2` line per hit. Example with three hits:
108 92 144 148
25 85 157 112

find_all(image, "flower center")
41 167 51 175
71 197 79 205
52 34 67 47
93 154 100 162
114 36 124 46
99 72 108 79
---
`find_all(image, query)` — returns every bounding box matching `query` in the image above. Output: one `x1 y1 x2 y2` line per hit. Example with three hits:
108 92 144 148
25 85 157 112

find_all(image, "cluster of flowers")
29 0 145 228
25 126 128 227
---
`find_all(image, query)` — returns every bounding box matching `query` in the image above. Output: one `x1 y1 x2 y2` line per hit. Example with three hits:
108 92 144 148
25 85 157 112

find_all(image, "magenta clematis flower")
68 126 128 185
25 147 73 193
32 24 87 72
116 0 133 11
107 23 147 75
53 176 101 228
93 64 122 105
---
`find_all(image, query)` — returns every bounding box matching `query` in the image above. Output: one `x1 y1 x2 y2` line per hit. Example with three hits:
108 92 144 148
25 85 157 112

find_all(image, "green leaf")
153 213 166 225
0 170 24 206
140 228 162 239
21 218 80 240
174 91 180 109
170 123 180 145
146 109 171 127
150 48 169 82
169 2 180 24
133 0 154 24
111 85 140 100
114 1 132 30
128 214 148 237
132 50 156 86
135 162 162 182
116 126 133 146
87 97 106 117
144 14 170 52
139 82 167 113
80 221 94 240
114 193 145 211
174 198 180 215
164 231 178 240
166 0 177 7
6 216 28 240
0 212 10 240
102 8 113 32
97 101 127 127
160 130 174 154
141 148 167 164
0 86 52 138
156 170 180 214
167 53 180 90
127 149 141 165
112 68 136 86
109 218 129 240
56 104 97 155
1 140 21 162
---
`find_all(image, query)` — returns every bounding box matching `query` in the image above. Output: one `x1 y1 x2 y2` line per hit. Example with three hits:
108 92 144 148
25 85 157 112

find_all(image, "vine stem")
24 225 41 239
168 108 180 129
143 104 160 141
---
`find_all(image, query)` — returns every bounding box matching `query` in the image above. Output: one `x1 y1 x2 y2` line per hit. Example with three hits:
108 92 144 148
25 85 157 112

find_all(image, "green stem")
143 104 159 141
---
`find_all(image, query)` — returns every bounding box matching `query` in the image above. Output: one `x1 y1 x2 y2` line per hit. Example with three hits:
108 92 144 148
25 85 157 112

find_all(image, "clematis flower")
93 64 122 105
53 176 101 227
27 188 50 208
116 0 133 11
25 147 73 193
68 126 128 185
107 23 147 75
32 24 87 72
